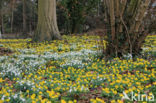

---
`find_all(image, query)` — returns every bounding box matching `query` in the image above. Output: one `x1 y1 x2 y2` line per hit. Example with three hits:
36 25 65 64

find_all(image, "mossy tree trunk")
103 0 151 58
33 0 61 42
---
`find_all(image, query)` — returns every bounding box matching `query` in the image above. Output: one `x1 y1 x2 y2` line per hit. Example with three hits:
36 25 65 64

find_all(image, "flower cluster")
0 35 155 102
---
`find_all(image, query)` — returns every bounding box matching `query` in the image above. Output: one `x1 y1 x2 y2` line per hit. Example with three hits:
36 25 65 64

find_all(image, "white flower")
1 95 5 100
69 89 72 93
20 97 26 102
13 94 18 99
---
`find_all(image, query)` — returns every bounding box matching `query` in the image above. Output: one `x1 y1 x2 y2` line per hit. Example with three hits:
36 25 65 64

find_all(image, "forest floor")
0 47 13 56
0 35 156 103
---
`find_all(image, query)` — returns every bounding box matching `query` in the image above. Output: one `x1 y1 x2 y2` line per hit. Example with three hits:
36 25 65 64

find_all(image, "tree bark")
119 0 127 33
109 0 115 41
33 0 61 42
2 14 4 34
134 0 151 32
11 0 15 33
23 0 27 37
103 0 151 58
0 9 2 34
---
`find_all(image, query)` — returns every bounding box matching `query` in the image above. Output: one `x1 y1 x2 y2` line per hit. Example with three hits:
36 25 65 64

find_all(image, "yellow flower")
61 100 66 103
102 88 110 94
112 90 117 95
68 100 73 103
90 99 97 103
111 100 116 103
34 75 38 78
119 94 123 97
0 78 4 83
47 101 52 103
32 101 36 103
96 98 105 103
73 100 77 103
117 100 123 103
39 91 42 94
153 82 156 85
26 90 29 93
41 99 46 103
5 99 10 102
31 94 36 100
115 85 118 89
38 95 42 100
0 100 4 103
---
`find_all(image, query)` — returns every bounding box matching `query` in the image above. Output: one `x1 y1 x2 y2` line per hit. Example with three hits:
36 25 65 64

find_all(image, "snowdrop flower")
1 95 5 100
69 88 72 93
20 98 26 102
13 94 18 99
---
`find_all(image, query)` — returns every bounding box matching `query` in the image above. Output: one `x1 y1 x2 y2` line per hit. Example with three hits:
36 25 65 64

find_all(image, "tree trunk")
33 0 61 42
0 9 1 39
2 14 4 34
103 0 151 58
11 0 15 33
109 0 115 41
0 11 1 39
29 1 33 34
23 0 27 37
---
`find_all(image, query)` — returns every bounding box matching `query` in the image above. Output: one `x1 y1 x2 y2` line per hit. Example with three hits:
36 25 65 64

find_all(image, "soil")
0 47 13 56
